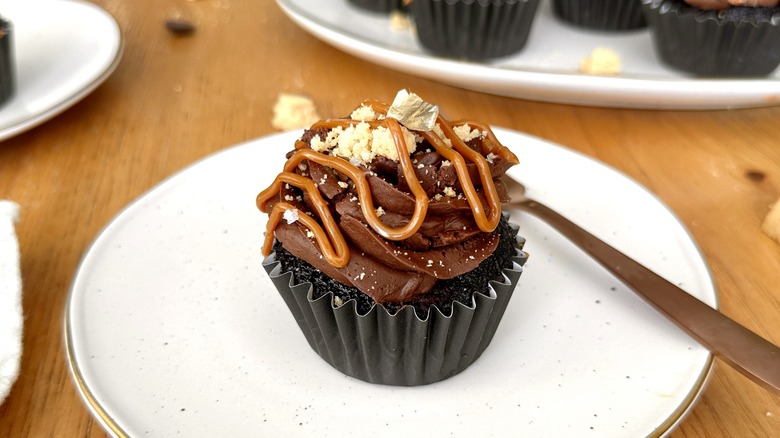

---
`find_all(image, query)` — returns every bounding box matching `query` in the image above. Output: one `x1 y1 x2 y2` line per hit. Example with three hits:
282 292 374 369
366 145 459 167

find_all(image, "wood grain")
1 0 779 436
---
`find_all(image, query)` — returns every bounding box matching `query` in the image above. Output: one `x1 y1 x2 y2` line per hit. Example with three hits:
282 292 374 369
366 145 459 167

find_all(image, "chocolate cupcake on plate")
0 16 14 107
552 0 647 31
640 0 780 77
258 90 528 386
347 0 404 13
408 0 541 60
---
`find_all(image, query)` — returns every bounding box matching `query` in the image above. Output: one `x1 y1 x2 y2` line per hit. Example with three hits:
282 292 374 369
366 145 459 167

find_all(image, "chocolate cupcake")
640 0 780 77
258 90 528 386
347 0 404 13
0 16 14 107
408 0 541 60
552 0 647 31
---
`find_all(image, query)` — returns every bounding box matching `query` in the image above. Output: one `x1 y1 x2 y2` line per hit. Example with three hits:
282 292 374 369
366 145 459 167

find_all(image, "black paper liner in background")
347 0 404 14
640 0 780 77
0 16 14 107
552 0 646 31
409 0 541 61
263 235 528 386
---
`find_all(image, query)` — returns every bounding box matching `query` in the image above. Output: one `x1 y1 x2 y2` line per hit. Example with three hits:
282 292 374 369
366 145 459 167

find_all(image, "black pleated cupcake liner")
347 0 404 14
263 236 528 386
409 0 541 61
640 0 780 77
552 0 647 31
0 16 14 107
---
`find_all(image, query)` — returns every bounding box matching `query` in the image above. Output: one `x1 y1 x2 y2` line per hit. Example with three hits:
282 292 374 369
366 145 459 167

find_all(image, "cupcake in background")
347 0 404 14
640 0 780 77
0 16 14 107
552 0 647 31
258 90 528 386
408 0 541 60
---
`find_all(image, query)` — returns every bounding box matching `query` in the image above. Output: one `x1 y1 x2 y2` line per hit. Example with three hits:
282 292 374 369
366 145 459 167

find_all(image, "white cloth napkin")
0 201 21 404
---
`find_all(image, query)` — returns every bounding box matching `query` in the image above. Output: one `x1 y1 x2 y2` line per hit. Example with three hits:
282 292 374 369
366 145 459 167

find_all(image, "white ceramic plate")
66 128 715 437
276 0 780 109
0 0 122 142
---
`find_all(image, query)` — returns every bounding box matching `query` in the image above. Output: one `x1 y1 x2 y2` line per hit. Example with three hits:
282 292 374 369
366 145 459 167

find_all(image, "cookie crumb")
389 11 412 31
762 198 780 244
282 209 299 224
272 93 321 131
580 47 621 76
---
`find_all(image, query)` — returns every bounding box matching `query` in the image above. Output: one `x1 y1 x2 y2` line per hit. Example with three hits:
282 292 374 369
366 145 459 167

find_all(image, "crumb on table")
272 93 321 131
762 197 780 244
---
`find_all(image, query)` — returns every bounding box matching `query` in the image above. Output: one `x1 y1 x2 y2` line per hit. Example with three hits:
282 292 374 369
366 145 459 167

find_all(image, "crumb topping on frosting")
310 109 487 165
350 105 380 122
282 208 299 224
309 122 419 164
452 124 486 142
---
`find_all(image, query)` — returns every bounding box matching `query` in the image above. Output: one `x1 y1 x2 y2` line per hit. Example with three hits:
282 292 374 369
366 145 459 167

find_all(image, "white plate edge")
0 0 124 142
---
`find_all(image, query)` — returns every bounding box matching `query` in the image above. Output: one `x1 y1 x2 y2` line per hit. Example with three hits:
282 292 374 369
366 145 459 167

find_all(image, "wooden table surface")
1 0 779 436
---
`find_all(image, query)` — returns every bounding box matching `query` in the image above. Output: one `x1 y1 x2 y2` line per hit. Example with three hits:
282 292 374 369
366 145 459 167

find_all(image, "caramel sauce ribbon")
282 138 429 241
257 173 349 267
364 100 511 233
429 116 503 232
449 120 519 165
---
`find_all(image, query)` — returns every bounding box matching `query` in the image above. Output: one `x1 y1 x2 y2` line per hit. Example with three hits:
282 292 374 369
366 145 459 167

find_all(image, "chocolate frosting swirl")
257 96 518 303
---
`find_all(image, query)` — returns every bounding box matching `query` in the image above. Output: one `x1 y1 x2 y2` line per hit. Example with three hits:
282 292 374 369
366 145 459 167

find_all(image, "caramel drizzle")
257 173 349 267
257 99 518 268
365 100 514 232
450 120 519 165
282 142 429 241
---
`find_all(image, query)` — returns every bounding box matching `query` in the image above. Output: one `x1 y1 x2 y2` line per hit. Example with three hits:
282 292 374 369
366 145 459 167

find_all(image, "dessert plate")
66 128 715 437
276 0 780 109
0 0 122 142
